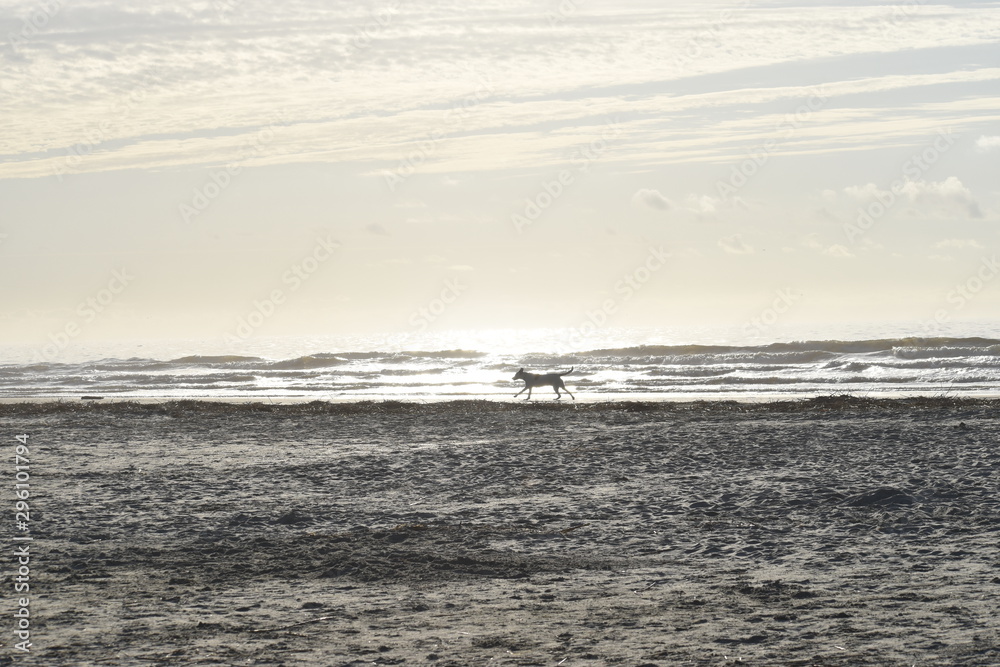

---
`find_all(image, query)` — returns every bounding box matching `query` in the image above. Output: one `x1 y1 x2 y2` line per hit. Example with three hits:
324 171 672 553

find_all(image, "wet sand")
4 397 1000 666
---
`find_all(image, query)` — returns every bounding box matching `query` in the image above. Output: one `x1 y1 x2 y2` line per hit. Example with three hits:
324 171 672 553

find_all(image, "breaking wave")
3 337 999 399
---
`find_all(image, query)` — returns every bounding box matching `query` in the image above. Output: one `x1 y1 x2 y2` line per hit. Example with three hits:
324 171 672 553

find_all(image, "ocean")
3 324 1000 401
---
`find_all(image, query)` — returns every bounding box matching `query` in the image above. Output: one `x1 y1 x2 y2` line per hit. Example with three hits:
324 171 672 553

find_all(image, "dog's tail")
561 367 574 376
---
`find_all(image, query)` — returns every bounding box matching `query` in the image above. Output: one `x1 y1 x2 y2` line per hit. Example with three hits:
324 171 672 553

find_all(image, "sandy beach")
4 397 1000 666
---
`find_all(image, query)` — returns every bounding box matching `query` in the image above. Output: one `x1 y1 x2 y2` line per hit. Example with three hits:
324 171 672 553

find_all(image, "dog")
512 367 575 400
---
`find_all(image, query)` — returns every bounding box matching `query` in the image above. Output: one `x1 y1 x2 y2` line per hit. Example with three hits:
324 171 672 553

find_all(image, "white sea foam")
2 328 999 400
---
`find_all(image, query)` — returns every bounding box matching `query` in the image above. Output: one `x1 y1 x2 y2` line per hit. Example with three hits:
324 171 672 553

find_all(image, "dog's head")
513 368 526 381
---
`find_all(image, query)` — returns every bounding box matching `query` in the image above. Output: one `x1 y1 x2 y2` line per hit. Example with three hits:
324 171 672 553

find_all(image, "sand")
4 396 999 666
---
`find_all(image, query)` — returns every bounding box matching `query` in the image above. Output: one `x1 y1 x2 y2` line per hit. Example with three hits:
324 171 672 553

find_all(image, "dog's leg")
558 380 575 401
514 386 526 398
525 386 532 400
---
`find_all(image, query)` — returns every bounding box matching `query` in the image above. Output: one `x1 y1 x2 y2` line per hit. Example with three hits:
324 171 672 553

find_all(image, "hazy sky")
2 0 999 351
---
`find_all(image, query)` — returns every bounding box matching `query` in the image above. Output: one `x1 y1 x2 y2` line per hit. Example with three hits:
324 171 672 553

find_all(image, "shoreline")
4 389 1000 404
3 393 1000 415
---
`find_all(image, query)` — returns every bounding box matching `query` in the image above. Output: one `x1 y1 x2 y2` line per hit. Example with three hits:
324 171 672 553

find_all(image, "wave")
892 344 1000 360
579 337 1000 358
169 355 264 365
267 355 349 370
4 336 1000 399
377 367 447 376
401 349 486 359
77 338 1000 371
325 349 485 361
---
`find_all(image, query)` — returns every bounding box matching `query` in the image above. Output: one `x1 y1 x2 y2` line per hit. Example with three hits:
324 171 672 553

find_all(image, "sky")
2 0 999 355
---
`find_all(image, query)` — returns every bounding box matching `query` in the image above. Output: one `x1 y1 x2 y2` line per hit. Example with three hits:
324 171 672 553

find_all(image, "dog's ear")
518 368 524 372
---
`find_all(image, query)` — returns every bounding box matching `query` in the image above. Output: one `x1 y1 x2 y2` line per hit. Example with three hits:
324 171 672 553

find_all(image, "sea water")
2 323 999 401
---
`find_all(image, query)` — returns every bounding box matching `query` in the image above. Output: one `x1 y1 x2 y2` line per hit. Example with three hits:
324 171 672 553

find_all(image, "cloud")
685 194 719 218
838 177 983 220
631 188 673 211
935 238 984 249
802 234 855 258
3 2 1000 180
975 135 1000 152
843 183 887 203
899 177 983 219
824 244 853 258
718 234 754 255
631 190 728 220
801 234 823 250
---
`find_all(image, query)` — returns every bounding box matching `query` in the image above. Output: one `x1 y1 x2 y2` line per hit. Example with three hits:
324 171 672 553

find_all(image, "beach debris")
248 615 338 634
